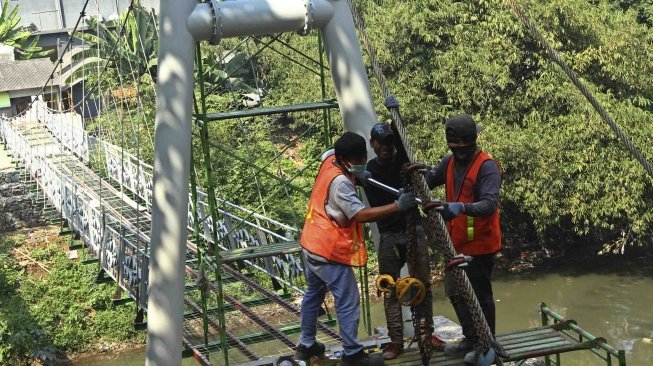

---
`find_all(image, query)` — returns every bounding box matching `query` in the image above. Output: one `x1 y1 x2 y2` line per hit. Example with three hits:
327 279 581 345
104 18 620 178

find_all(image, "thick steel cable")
222 265 342 342
345 0 503 362
401 169 433 365
505 0 653 180
115 4 150 258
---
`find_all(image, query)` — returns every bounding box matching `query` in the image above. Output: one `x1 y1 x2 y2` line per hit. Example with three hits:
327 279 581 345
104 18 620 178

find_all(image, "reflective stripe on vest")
445 150 501 255
467 215 474 241
300 155 367 266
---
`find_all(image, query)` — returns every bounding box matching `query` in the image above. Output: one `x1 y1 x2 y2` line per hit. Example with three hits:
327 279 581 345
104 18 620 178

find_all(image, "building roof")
0 57 60 93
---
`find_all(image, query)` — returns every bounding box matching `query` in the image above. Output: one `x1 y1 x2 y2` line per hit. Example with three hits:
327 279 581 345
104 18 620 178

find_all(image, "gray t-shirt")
304 150 366 263
326 174 366 227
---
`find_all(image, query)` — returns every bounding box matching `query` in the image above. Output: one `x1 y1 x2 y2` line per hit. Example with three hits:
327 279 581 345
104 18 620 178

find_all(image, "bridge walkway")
0 115 341 365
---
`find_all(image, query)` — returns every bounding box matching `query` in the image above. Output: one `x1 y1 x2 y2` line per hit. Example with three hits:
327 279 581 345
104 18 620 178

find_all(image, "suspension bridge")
1 98 342 364
1 0 647 365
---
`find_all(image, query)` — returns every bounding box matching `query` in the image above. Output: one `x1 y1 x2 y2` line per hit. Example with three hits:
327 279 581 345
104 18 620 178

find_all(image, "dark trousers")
445 253 496 341
378 226 433 344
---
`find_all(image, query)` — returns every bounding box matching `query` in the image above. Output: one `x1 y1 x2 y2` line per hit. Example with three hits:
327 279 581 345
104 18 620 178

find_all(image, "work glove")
395 190 418 212
354 170 372 187
441 202 465 220
384 95 400 110
407 163 432 173
423 200 443 212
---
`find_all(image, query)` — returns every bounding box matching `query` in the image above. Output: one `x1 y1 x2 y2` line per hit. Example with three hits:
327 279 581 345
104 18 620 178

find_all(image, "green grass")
0 229 145 365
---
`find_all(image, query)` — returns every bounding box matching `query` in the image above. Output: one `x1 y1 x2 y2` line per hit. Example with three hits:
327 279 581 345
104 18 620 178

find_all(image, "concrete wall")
0 91 59 118
13 0 160 32
8 88 43 99
70 82 100 118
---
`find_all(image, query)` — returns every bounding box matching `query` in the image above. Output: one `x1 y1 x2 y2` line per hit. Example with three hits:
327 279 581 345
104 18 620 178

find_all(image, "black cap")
370 122 394 143
334 131 367 160
444 114 484 141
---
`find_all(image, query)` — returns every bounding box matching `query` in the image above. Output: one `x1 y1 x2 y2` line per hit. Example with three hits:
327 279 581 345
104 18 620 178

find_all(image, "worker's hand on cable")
440 202 465 220
423 200 443 212
384 95 400 110
395 190 418 212
354 170 372 187
407 163 432 174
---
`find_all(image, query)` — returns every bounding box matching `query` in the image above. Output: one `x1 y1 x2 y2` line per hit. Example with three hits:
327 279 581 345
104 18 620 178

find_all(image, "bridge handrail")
100 139 299 239
1 106 306 310
32 100 89 162
540 302 627 366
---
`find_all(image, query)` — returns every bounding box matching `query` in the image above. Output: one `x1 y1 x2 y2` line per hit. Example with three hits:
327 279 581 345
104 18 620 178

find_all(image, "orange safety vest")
446 151 501 255
300 155 367 266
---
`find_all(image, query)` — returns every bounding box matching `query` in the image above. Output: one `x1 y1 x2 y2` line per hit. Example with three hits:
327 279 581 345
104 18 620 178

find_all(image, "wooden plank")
496 320 573 340
506 338 570 353
500 331 563 346
221 241 301 262
504 339 601 361
385 348 465 366
497 328 558 342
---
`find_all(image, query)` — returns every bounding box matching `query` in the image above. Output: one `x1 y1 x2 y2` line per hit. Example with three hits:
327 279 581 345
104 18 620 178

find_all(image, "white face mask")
348 163 367 174
341 160 367 174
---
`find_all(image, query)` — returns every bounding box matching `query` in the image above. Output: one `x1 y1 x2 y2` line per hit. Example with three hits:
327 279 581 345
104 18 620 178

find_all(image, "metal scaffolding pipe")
188 0 334 43
320 0 379 148
188 0 378 150
146 0 195 364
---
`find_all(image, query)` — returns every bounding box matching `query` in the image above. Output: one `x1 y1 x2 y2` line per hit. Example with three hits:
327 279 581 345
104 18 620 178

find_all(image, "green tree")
355 0 653 250
0 0 50 59
69 4 158 86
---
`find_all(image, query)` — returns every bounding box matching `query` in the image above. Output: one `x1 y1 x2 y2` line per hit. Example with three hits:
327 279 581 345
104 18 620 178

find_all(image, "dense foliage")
71 4 158 86
4 0 653 362
0 231 144 365
82 0 653 252
352 0 653 251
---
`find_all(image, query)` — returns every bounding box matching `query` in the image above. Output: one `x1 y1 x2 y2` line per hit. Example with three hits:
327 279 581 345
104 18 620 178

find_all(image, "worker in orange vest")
413 114 502 363
297 131 418 366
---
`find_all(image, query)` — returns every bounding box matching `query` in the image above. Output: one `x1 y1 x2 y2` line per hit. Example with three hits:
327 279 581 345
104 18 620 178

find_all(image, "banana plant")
66 4 158 86
199 49 257 93
0 0 51 59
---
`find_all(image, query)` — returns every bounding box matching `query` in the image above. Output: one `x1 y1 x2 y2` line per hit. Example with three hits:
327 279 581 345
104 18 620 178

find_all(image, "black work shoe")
294 342 326 360
342 350 369 366
443 338 475 356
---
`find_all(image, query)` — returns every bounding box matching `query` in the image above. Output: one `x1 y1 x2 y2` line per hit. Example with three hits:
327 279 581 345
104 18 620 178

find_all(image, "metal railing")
540 302 627 366
0 103 306 310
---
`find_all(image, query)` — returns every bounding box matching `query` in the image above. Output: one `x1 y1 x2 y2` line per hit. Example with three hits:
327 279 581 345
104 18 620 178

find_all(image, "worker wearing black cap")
359 121 434 360
414 113 502 363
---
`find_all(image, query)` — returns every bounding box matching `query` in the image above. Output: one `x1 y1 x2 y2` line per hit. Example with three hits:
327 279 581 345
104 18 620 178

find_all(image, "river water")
75 255 653 365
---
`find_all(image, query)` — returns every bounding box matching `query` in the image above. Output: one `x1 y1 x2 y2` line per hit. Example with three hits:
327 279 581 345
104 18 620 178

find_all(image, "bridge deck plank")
221 241 301 263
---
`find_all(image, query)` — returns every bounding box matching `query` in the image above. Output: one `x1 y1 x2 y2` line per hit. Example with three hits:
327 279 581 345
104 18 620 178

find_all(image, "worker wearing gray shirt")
298 132 418 366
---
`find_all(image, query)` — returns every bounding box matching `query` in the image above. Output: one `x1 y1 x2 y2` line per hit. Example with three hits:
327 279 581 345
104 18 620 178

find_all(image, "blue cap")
370 123 393 142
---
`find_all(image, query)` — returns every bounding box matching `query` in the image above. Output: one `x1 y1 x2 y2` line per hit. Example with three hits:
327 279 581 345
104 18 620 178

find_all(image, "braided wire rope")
345 0 504 362
401 169 433 364
505 0 653 180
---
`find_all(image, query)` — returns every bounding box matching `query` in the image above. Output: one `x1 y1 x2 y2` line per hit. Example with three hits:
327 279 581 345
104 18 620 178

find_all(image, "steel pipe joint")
187 0 334 43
